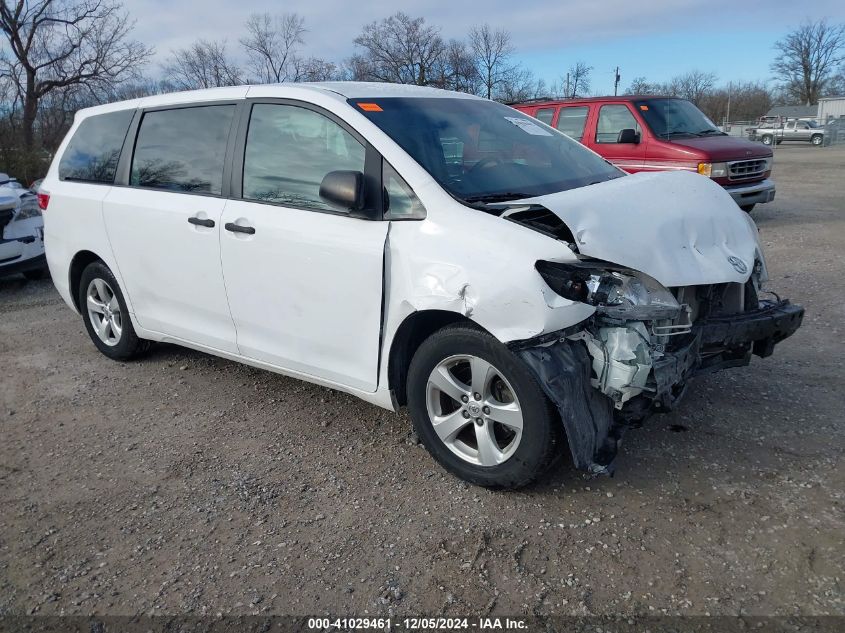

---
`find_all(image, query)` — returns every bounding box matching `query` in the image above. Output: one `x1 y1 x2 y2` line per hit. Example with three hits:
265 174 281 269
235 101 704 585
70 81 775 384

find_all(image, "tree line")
2 1 844 181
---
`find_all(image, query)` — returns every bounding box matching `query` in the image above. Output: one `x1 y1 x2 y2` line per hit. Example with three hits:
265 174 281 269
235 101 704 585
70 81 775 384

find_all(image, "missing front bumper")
512 299 804 474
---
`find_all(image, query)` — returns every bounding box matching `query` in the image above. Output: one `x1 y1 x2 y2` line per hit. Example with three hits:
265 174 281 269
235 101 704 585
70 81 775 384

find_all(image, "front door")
593 103 647 172
219 102 388 391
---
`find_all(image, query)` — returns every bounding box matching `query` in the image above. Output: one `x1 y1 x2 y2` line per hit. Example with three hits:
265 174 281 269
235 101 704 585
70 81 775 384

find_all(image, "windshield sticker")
504 117 553 136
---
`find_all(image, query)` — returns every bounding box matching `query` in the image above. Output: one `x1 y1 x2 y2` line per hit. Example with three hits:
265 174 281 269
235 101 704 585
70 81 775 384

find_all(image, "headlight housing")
697 162 728 178
536 260 681 320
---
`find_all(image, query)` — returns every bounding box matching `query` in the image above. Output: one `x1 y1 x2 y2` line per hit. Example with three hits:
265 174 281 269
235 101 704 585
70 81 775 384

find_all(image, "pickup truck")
747 120 824 146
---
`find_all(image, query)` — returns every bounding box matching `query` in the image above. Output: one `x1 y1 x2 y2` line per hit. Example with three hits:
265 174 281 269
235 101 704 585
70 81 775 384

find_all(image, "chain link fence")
822 117 845 146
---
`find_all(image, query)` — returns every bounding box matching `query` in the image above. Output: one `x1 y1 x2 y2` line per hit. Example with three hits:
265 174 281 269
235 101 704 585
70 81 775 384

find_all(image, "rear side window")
59 110 134 183
131 105 235 195
556 106 589 141
535 108 555 125
242 103 365 211
596 104 641 144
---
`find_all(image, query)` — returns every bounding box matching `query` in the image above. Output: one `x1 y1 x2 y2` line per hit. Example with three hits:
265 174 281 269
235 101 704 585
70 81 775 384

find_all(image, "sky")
127 0 845 95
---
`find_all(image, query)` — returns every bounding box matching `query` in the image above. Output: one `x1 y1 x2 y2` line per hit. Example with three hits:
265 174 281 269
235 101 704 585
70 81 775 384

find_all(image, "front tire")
407 324 563 489
78 261 149 360
811 134 823 146
740 204 755 213
761 134 773 145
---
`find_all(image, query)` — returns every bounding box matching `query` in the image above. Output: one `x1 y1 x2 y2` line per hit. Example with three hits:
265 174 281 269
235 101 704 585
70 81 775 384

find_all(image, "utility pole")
614 66 621 96
565 72 570 99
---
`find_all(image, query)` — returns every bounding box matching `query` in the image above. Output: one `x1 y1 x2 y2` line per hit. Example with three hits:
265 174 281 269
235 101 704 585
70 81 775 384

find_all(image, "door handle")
188 217 215 228
224 222 255 235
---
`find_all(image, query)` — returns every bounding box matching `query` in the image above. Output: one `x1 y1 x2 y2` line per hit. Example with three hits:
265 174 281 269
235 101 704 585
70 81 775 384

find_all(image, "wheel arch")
387 309 481 407
68 250 105 312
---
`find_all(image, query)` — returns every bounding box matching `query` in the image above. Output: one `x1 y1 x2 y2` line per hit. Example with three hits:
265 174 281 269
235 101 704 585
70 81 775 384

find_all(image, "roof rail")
504 96 556 106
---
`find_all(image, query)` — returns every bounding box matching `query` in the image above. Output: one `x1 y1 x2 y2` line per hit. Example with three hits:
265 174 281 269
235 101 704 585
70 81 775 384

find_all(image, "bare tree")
625 76 656 94
162 40 242 90
240 12 305 83
772 19 845 104
292 56 340 82
564 61 592 98
498 67 547 104
430 39 478 93
665 70 717 104
0 0 152 148
469 24 514 100
352 12 445 85
698 81 772 123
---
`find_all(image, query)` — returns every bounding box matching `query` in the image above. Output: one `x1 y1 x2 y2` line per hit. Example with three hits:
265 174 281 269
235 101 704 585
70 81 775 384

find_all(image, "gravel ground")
1 146 843 619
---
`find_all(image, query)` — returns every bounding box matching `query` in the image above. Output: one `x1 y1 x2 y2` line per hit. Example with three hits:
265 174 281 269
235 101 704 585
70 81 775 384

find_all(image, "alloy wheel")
86 278 122 346
425 354 523 467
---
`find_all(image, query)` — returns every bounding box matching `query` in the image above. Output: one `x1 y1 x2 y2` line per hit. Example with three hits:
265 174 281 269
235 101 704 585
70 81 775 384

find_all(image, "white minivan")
41 82 803 488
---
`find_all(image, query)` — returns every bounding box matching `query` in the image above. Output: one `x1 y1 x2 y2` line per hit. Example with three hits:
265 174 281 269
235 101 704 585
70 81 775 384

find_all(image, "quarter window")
555 106 589 141
243 104 365 211
130 105 235 195
59 110 134 183
596 104 641 144
383 162 425 220
535 108 555 125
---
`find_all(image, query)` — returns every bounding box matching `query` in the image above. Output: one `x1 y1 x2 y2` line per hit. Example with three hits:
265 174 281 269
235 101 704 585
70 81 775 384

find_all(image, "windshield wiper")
463 192 534 204
695 129 726 136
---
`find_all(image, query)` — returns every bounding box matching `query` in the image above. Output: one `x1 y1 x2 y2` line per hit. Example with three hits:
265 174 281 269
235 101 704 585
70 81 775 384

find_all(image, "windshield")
635 98 724 139
350 97 622 204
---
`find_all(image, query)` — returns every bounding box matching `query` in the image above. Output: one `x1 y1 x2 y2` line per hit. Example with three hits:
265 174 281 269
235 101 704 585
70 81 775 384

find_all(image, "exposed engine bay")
514 261 804 474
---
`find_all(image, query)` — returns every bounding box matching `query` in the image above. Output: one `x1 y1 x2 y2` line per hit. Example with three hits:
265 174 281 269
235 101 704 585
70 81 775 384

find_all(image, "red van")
513 96 775 212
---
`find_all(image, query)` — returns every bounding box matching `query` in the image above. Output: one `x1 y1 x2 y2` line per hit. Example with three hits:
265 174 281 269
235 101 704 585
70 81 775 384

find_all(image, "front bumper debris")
513 299 804 474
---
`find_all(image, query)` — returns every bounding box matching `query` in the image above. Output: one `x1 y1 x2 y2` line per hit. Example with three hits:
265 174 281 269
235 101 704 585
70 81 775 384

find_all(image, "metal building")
818 97 845 124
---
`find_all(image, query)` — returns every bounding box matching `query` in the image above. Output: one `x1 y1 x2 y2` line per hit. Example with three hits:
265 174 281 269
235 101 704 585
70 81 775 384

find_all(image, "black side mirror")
616 128 639 144
319 170 365 211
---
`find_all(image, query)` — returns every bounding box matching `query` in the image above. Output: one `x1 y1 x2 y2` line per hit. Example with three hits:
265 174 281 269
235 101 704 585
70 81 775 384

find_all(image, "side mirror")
616 128 639 144
319 170 365 211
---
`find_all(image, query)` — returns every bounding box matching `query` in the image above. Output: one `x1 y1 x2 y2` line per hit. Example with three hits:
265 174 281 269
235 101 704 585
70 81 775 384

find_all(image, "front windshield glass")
350 97 623 204
635 98 724 139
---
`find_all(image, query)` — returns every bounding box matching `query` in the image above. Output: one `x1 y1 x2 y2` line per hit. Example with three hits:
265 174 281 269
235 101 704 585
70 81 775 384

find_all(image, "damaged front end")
512 259 804 475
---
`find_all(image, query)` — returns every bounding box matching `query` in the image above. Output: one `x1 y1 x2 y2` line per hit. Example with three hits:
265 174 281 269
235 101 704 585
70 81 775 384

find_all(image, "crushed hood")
518 170 762 287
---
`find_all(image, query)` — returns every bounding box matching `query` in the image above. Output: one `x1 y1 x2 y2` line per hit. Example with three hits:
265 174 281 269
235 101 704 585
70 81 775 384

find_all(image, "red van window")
596 104 641 144
556 106 589 141
535 108 555 126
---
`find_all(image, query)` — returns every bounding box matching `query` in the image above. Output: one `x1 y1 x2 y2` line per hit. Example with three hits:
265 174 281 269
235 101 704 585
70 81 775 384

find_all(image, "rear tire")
406 324 563 489
78 261 150 361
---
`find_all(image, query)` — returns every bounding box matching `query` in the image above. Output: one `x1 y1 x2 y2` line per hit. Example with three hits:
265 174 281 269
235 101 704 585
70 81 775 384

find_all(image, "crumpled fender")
381 211 595 346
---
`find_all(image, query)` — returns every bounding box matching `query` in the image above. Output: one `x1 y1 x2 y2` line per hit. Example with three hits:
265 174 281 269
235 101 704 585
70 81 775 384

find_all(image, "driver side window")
243 103 365 211
596 104 641 144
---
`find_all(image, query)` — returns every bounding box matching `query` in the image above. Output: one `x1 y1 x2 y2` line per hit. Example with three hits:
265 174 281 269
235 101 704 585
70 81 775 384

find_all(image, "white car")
40 83 803 488
1 173 48 280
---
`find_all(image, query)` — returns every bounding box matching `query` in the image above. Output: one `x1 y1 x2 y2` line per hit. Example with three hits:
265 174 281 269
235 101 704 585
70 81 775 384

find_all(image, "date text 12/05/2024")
307 617 528 630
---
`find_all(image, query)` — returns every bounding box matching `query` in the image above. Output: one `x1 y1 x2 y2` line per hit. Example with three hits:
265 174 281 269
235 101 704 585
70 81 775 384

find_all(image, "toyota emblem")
728 256 748 274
